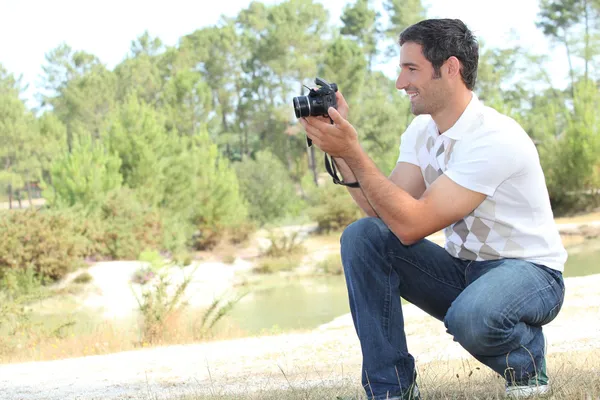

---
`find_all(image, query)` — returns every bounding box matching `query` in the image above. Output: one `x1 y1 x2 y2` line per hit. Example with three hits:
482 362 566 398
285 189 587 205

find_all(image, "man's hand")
299 92 360 158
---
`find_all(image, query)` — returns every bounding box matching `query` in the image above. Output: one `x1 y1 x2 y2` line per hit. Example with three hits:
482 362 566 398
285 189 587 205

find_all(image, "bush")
44 135 123 210
253 255 302 274
160 132 249 250
316 253 344 275
132 253 196 344
263 230 305 258
94 188 164 260
72 271 93 284
307 183 363 233
235 150 303 225
0 209 88 282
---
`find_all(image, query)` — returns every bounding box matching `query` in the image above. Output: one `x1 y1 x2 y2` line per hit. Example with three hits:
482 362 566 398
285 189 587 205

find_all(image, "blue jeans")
340 217 565 400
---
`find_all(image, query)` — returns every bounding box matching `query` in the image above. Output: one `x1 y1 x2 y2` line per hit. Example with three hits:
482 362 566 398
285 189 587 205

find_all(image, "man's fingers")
328 107 349 128
302 120 323 140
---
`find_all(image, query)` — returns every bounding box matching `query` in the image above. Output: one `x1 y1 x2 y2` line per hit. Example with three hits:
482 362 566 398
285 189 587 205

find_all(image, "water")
224 241 600 336
226 274 350 335
563 240 600 278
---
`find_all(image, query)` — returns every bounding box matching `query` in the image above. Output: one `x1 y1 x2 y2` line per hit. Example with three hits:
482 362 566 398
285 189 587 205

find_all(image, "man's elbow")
395 226 422 246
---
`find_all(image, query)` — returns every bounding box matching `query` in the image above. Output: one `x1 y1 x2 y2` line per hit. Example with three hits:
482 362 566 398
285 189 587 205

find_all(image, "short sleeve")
444 134 526 197
397 115 430 166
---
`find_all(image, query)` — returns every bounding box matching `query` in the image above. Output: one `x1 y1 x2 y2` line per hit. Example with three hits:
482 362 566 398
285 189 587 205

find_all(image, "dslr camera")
293 77 338 119
293 77 338 147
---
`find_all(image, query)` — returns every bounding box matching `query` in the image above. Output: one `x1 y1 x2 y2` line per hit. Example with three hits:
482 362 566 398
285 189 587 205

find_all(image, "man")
300 18 566 400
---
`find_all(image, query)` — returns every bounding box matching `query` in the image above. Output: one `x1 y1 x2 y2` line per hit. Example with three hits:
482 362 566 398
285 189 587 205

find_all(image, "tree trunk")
563 31 575 98
8 184 12 210
584 0 590 82
308 145 318 186
26 182 33 208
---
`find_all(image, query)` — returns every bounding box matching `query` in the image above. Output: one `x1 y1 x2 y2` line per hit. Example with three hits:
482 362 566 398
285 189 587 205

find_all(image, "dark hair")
399 19 479 90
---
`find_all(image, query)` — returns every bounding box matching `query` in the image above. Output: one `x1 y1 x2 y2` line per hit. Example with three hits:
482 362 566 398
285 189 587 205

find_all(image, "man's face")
396 42 449 116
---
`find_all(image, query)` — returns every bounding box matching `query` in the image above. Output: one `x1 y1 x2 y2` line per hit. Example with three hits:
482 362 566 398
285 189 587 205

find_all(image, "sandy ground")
1 273 599 400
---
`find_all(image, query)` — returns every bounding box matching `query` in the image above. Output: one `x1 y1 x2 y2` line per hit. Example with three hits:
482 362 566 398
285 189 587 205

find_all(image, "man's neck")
432 90 473 134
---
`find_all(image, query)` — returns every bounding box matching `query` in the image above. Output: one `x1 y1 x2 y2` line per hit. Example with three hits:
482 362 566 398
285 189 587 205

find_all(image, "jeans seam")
389 253 463 290
382 260 392 341
464 260 474 284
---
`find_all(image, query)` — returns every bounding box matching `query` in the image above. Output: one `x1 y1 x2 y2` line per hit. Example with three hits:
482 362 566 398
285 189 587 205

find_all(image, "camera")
293 77 338 119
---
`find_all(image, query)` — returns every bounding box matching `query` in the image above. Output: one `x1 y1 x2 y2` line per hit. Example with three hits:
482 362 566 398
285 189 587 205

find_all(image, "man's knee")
444 300 504 356
340 217 387 251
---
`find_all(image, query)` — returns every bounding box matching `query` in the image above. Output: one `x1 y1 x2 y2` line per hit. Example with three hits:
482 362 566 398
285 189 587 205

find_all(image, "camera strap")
324 153 360 188
321 115 360 188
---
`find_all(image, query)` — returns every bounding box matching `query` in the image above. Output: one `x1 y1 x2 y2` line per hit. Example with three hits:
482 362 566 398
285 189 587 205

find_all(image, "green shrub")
160 132 249 250
263 230 306 258
44 135 122 210
307 183 363 233
316 253 344 275
235 150 303 225
132 253 196 344
72 271 93 284
253 255 302 274
0 209 87 282
95 188 164 260
0 266 45 298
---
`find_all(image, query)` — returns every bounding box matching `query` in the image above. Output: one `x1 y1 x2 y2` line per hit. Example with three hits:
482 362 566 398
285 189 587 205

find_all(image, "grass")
168 349 600 400
0 307 257 364
555 210 600 225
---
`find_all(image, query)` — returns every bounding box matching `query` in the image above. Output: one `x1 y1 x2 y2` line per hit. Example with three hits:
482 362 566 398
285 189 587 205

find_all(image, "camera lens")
293 96 311 118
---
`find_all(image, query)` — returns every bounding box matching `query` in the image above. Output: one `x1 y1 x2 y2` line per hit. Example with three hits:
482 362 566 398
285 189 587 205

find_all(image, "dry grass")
555 211 600 225
0 310 258 364
172 349 600 400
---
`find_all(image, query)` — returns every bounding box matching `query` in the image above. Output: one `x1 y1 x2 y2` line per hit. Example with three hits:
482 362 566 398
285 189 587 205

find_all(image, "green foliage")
72 271 93 284
340 0 380 67
253 254 303 274
351 72 411 174
195 292 247 340
179 132 249 249
94 188 164 260
132 253 197 344
44 135 122 210
320 36 368 101
0 79 39 193
540 81 600 213
0 266 45 299
103 94 170 206
235 150 302 225
316 253 344 275
307 183 363 234
263 230 306 258
0 209 87 282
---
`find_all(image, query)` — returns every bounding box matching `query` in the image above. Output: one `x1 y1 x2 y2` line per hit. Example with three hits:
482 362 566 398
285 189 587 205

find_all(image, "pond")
223 240 600 336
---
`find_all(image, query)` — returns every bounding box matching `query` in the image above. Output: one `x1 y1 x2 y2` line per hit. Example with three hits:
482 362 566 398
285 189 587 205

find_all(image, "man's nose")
396 72 407 91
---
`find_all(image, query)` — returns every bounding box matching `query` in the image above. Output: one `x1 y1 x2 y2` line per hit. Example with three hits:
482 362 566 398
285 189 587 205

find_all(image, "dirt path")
1 274 599 400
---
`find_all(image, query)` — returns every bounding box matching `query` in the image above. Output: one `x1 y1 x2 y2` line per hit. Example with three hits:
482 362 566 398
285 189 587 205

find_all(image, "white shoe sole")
505 384 550 398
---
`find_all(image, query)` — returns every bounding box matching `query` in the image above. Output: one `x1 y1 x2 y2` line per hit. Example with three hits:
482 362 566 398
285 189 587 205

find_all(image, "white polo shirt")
397 93 567 272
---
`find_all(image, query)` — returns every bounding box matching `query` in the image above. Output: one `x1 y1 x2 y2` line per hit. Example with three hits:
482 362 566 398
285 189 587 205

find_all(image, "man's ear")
445 56 462 79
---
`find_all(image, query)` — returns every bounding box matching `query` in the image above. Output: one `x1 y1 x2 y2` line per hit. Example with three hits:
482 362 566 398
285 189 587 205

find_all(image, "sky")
0 0 568 108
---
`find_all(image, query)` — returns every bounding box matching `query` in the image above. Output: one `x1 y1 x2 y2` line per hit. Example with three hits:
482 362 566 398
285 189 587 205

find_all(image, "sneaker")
403 384 421 400
505 358 550 398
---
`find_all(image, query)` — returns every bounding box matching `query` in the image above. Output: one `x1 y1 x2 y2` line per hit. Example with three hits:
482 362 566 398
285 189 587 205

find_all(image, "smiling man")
300 18 567 400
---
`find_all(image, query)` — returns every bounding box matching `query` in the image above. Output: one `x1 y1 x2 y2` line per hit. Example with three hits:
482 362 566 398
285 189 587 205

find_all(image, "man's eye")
409 68 416 72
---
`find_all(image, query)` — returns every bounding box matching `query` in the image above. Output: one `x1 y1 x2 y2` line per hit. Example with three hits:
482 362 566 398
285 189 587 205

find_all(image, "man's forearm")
342 148 420 243
332 157 378 217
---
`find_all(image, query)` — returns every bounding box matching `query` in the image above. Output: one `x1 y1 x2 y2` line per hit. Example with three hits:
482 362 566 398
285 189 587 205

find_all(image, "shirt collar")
427 92 483 140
